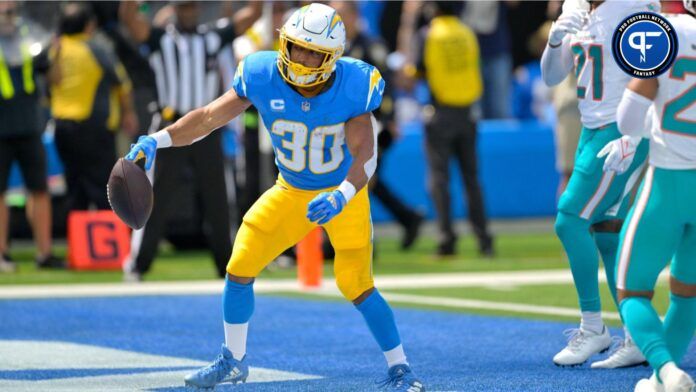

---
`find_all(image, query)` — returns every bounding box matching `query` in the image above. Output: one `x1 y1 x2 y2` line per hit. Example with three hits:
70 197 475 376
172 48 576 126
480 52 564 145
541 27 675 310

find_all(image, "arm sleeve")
540 37 574 87
364 67 385 114
231 59 247 98
617 88 653 137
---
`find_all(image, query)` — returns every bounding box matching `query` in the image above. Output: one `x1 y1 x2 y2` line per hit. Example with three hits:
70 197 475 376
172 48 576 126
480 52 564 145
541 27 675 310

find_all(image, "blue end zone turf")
0 295 693 391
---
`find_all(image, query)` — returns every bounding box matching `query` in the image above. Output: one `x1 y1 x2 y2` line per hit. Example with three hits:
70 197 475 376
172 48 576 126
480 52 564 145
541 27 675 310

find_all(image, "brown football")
107 158 153 230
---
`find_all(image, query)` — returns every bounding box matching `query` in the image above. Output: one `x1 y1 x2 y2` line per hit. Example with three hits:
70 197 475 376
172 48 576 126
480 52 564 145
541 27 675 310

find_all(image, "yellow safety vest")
0 26 35 100
424 16 482 107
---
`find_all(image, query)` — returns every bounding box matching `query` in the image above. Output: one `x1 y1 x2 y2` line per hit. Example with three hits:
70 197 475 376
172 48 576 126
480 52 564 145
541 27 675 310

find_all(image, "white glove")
596 136 642 174
548 9 587 46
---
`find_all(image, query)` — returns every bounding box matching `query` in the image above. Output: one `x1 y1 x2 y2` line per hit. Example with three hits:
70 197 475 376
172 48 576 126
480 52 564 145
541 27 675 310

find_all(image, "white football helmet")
685 0 695 14
277 3 345 88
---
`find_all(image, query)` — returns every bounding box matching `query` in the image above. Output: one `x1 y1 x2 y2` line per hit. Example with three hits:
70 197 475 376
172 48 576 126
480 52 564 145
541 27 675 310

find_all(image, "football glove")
125 135 157 171
597 135 641 174
548 9 586 46
307 190 347 225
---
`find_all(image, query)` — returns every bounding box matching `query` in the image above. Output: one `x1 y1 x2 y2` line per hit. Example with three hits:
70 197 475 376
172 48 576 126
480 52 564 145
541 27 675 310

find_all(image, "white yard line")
0 269 668 320
0 269 669 299
289 286 623 320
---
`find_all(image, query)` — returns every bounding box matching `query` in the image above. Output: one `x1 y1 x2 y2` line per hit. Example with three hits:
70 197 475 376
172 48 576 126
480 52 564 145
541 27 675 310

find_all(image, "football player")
611 2 696 391
540 0 659 368
125 3 424 391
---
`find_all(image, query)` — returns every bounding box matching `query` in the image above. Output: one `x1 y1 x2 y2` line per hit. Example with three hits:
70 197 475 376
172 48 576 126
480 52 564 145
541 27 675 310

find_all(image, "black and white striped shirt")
143 20 237 116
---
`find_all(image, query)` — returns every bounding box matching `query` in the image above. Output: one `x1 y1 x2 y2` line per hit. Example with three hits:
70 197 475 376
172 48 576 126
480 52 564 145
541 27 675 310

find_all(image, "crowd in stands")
0 0 574 276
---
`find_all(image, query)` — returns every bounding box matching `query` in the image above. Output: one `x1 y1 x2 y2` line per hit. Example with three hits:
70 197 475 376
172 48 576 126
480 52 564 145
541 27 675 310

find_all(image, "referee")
119 1 261 281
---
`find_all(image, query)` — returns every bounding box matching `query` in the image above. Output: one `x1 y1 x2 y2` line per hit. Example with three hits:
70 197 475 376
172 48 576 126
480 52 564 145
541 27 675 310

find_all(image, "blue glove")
125 135 157 171
307 190 347 225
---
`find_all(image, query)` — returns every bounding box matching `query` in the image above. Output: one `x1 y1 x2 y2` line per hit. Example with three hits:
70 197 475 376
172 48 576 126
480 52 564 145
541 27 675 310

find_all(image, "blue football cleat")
376 364 425 391
184 344 248 389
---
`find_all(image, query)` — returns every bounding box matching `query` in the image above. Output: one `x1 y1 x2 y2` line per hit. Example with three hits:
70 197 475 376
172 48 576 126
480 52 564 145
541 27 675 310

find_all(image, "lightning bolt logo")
366 68 383 111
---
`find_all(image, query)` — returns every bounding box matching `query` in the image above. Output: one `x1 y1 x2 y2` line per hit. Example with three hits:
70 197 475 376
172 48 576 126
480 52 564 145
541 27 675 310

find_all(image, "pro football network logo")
612 12 678 78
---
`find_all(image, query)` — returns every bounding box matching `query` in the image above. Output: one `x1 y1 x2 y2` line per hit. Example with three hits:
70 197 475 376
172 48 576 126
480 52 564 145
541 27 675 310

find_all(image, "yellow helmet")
277 3 345 88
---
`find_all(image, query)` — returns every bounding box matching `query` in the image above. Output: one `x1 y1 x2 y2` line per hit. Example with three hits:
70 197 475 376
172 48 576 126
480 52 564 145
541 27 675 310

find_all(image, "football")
107 158 153 230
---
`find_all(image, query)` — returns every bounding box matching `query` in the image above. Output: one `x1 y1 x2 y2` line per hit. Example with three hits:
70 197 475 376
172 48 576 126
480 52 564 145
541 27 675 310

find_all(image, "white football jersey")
569 0 660 128
648 14 696 169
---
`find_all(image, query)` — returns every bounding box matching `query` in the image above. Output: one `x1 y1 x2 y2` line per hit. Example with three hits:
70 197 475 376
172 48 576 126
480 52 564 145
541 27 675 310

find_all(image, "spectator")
545 4 581 196
462 1 513 119
119 0 261 281
0 1 63 271
413 1 494 257
50 2 137 213
331 0 423 250
510 21 553 121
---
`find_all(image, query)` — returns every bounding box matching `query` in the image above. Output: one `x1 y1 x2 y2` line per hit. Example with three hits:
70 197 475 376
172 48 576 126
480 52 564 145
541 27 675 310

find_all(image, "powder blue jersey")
232 51 384 190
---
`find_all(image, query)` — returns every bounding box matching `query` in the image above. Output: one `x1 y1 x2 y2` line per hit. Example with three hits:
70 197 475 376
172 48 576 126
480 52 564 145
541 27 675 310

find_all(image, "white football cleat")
662 367 695 392
634 374 665 392
591 337 648 368
553 327 612 366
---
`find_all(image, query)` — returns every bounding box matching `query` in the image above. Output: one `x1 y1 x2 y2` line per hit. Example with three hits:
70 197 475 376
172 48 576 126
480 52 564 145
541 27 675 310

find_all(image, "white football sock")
580 311 604 334
384 344 408 368
659 361 678 383
224 321 248 361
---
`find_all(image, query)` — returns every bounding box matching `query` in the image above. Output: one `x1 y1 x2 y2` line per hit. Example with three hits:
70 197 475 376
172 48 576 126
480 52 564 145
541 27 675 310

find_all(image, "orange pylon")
296 227 323 288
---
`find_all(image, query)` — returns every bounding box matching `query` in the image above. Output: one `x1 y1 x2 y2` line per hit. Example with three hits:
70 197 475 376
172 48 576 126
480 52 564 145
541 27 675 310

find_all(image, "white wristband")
152 130 172 148
337 180 356 203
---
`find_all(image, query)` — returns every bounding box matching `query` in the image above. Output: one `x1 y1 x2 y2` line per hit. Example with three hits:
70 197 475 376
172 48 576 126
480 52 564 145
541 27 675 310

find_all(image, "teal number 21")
571 44 603 101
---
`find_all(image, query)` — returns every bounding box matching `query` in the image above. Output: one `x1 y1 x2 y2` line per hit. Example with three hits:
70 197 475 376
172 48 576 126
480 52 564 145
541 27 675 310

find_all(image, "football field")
0 223 693 391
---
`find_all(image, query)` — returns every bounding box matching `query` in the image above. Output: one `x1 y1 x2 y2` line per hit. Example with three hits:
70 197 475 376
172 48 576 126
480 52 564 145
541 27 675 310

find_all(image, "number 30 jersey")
232 51 385 190
648 14 696 169
568 0 659 128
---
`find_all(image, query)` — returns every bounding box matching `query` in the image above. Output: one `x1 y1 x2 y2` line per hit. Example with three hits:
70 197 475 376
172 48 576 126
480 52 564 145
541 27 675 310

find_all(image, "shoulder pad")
340 57 385 113
242 51 277 87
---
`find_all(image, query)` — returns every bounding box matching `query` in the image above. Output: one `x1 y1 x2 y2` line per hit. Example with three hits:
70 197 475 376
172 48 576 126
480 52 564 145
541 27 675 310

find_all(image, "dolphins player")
541 0 659 368
611 2 696 391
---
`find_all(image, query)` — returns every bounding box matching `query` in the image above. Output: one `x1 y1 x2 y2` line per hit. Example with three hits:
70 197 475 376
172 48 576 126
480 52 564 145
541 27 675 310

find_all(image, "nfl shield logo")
301 101 310 112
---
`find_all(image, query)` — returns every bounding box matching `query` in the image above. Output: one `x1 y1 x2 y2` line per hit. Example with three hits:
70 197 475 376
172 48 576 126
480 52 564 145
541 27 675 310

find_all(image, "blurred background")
0 0 687 281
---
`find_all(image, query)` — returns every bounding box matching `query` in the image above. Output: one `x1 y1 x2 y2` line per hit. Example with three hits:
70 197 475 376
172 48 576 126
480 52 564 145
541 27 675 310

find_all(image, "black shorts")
0 134 48 193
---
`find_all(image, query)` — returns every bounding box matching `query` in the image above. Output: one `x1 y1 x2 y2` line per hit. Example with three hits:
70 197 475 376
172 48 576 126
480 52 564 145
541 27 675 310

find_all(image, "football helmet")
277 3 345 87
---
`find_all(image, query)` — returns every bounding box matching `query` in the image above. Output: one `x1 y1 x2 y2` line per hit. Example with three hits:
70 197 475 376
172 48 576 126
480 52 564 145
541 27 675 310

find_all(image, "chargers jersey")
569 0 660 128
648 14 696 169
232 51 385 190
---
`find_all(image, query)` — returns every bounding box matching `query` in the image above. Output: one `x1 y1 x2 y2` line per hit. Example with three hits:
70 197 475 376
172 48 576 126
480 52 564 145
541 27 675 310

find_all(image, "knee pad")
226 222 265 277
555 212 588 241
335 273 374 302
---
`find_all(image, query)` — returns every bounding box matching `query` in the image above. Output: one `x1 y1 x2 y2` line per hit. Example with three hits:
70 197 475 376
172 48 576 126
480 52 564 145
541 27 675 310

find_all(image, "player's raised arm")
540 8 584 86
124 89 251 170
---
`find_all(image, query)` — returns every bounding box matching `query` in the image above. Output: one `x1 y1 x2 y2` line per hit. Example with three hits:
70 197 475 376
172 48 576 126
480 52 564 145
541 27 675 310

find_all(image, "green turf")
267 281 671 327
0 232 565 285
1 230 679 327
